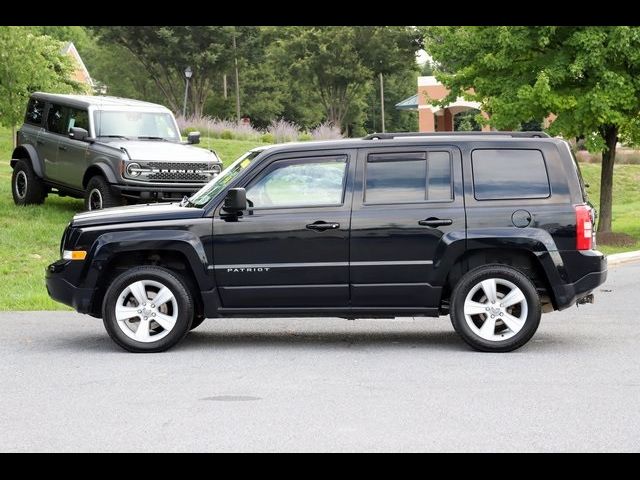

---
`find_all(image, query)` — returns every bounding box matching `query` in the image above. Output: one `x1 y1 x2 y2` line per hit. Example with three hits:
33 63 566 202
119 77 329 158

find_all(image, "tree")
272 27 422 133
92 26 238 117
423 26 640 232
0 27 80 147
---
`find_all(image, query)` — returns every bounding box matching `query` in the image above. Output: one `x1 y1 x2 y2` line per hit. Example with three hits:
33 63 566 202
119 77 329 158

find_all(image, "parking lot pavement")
0 261 639 452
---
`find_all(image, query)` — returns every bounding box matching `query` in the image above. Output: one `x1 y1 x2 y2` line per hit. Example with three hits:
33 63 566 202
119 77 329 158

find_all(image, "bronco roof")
30 92 169 110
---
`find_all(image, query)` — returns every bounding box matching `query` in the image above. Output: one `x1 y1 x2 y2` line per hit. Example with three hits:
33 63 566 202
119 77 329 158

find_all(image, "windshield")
186 150 262 207
94 110 181 141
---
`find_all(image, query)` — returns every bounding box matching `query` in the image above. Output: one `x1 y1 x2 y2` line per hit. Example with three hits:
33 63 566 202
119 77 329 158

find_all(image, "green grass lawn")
0 127 260 310
0 125 638 310
580 163 640 254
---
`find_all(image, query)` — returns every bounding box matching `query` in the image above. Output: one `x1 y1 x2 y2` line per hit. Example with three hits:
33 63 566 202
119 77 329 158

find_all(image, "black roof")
253 131 563 156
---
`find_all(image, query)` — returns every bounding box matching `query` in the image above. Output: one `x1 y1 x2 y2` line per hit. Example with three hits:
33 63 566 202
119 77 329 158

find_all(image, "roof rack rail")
363 131 550 140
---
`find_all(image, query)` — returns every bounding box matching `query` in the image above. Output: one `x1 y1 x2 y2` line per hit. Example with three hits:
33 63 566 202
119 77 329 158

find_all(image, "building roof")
61 41 94 88
395 94 419 111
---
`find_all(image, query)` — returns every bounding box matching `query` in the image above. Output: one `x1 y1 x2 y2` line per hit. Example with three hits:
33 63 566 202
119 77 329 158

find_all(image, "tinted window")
365 151 452 204
46 104 66 134
24 98 46 126
472 149 550 200
246 157 347 208
68 108 89 132
427 151 453 201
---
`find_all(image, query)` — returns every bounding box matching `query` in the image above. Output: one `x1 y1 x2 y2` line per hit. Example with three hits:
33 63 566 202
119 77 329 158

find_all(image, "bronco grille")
133 162 221 183
148 172 209 181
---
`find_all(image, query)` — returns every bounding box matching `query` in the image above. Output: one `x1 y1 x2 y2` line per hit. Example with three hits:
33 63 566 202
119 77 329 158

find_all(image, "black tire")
102 266 195 353
11 159 46 205
190 315 206 331
84 175 121 211
450 264 541 352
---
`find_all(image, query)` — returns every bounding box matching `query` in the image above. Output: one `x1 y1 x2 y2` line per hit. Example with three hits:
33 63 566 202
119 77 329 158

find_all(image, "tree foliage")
92 26 239 117
0 27 81 144
270 26 422 132
424 26 640 232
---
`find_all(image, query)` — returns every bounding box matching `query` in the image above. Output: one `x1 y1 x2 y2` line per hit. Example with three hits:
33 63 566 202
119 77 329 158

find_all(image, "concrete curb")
607 250 640 266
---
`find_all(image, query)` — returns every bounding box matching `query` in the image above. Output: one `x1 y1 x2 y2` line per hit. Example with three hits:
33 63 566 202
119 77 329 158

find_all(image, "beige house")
61 41 96 94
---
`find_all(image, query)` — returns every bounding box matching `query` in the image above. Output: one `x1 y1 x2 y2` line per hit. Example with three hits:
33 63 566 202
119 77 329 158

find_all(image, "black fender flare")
83 162 119 186
11 144 43 177
431 227 565 297
84 229 213 292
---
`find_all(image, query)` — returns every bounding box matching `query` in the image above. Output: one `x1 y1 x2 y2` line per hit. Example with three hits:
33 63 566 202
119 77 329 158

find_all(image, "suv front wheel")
85 175 122 210
12 159 46 206
102 266 195 353
450 264 542 352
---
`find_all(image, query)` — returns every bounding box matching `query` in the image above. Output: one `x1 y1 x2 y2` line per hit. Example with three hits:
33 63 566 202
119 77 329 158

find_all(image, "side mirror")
187 131 201 144
69 127 89 141
222 188 247 215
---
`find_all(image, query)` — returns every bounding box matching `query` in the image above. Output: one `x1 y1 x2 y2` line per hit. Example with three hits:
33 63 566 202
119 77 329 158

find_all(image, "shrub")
310 122 342 140
221 130 234 140
298 132 313 141
268 119 300 143
260 133 275 144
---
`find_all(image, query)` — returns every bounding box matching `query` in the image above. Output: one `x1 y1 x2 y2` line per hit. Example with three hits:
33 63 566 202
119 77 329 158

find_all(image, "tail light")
575 204 594 250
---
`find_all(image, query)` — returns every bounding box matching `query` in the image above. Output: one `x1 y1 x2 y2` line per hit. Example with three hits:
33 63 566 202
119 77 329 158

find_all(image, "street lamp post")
183 66 193 118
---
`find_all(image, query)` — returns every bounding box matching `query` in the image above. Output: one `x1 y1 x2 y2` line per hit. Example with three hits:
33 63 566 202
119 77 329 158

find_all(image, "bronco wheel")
450 264 541 352
12 159 46 205
102 266 194 353
85 175 121 211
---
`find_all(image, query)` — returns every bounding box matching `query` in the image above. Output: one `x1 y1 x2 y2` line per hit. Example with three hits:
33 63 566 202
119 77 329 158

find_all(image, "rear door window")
46 104 67 135
471 149 550 200
364 150 453 204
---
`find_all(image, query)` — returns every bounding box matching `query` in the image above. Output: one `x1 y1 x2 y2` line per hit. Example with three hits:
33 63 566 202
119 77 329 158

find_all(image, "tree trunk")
597 125 618 233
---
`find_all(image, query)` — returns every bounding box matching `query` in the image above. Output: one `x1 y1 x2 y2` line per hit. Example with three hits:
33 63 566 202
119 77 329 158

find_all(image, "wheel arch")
440 244 561 311
11 145 43 177
83 163 118 188
85 231 212 318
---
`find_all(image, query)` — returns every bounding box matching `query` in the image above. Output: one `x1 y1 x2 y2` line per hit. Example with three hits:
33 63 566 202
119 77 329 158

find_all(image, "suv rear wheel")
12 159 46 206
102 266 194 353
450 264 541 352
85 175 121 210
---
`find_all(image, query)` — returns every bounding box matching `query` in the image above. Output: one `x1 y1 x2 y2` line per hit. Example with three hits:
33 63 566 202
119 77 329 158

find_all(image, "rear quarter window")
471 149 550 200
24 98 46 126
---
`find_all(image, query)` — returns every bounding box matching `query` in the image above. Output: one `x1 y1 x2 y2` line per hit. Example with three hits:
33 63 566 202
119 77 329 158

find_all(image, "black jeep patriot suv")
46 132 607 353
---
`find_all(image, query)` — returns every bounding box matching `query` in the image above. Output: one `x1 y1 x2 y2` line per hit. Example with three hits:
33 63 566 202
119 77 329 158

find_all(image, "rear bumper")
45 260 94 314
553 251 608 310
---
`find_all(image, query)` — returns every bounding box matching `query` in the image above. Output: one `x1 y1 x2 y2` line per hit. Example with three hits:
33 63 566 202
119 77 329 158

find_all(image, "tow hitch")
577 294 595 306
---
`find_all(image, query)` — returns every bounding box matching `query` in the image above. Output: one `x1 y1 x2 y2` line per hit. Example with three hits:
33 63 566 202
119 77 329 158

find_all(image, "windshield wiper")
137 136 170 141
98 135 130 140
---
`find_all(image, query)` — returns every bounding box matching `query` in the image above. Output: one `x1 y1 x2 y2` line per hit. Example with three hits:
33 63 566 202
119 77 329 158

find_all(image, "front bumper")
46 260 94 314
112 183 206 201
553 251 608 310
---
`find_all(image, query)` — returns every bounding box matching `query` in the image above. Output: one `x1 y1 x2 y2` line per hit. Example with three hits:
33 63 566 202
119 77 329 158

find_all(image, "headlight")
126 162 142 177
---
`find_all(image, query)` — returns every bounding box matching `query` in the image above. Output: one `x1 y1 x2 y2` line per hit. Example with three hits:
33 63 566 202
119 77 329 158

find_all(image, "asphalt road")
1 262 639 452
